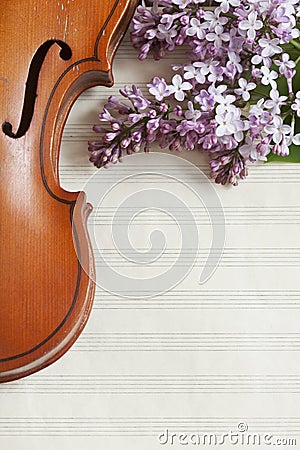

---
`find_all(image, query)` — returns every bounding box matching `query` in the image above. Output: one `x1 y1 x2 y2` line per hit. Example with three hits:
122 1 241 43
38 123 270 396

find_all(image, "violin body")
0 0 138 382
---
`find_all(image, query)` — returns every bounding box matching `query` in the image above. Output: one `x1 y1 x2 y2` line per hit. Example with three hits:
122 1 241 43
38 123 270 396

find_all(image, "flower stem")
290 39 300 52
222 12 236 20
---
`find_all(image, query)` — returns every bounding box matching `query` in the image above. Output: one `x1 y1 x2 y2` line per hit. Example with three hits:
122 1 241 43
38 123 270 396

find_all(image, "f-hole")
2 40 72 139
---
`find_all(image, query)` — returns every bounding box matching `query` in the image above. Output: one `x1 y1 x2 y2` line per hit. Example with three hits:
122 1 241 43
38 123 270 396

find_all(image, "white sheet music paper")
1 32 300 450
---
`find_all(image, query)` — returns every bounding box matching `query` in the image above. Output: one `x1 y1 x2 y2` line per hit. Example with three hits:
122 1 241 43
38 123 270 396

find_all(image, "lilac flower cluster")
89 0 300 185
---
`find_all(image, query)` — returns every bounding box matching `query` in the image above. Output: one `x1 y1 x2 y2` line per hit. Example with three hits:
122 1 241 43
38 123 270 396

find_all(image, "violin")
0 0 138 383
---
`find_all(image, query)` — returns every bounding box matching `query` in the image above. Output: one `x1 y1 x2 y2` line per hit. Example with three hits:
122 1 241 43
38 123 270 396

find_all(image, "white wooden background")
1 32 300 450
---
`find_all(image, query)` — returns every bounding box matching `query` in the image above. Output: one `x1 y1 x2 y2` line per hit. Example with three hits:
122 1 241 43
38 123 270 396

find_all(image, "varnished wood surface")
0 0 138 382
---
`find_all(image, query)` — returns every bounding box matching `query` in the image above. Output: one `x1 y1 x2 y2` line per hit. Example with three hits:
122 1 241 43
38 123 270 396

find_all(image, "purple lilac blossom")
89 0 300 186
